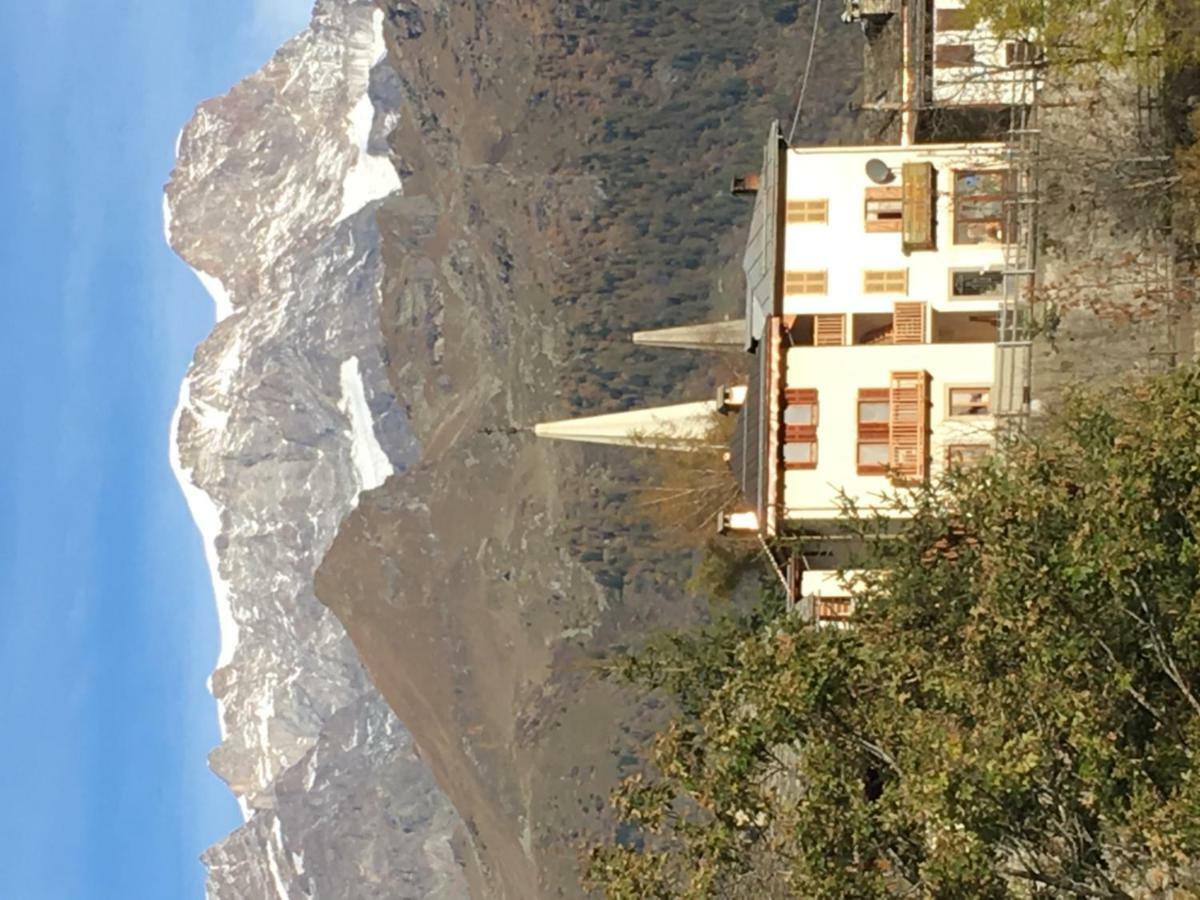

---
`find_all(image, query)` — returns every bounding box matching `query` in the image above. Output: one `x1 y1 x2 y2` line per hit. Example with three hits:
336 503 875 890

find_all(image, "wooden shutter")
814 314 846 346
785 270 828 295
888 370 929 484
787 199 829 223
936 43 975 67
935 8 974 30
863 269 908 294
784 388 817 405
815 596 853 622
901 163 936 253
893 302 926 343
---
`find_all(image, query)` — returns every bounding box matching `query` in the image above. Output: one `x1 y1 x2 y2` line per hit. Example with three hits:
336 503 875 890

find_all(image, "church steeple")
534 401 723 451
632 320 746 352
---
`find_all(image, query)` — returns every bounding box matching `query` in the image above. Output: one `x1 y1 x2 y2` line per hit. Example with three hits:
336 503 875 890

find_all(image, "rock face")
164 1 468 896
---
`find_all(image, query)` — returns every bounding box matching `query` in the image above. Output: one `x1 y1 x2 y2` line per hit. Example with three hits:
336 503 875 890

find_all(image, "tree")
962 0 1199 73
586 367 1200 898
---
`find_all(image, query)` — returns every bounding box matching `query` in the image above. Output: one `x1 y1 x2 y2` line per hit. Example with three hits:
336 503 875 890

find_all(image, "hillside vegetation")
533 0 862 594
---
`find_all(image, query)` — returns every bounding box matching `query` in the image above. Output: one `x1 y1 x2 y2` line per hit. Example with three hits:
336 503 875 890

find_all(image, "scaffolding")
994 60 1042 429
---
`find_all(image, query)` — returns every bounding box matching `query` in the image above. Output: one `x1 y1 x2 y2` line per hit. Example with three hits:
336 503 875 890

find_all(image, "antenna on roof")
865 158 895 184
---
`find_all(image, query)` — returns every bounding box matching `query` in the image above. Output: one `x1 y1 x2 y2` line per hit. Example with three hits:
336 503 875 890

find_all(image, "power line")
788 0 825 145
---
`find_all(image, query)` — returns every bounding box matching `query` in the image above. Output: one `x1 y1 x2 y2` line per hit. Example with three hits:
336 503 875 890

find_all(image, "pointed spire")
534 401 721 451
632 320 746 352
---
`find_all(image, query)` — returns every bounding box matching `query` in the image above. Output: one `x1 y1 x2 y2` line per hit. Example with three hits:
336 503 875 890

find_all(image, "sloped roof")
741 121 786 350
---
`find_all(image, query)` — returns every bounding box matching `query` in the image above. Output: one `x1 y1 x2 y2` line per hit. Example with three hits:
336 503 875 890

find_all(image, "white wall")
931 0 1037 106
782 342 996 519
781 144 1009 318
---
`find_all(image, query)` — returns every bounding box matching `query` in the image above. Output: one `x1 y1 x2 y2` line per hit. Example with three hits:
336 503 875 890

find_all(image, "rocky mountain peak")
163 0 467 896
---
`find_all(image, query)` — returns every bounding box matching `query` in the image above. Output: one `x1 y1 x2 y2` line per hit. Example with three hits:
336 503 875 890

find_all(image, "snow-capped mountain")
163 1 467 895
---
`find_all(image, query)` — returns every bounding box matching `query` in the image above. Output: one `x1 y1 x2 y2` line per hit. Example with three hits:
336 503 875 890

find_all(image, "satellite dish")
865 158 894 184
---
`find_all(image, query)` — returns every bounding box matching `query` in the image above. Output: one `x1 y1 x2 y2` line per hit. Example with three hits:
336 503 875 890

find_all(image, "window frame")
783 388 819 470
949 267 1005 299
856 388 891 475
946 384 993 418
864 186 903 233
953 169 1014 245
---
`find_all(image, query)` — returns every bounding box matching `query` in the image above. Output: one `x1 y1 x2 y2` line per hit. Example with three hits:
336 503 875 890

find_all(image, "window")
1006 40 1039 66
857 388 890 475
858 442 889 468
785 270 828 295
814 314 846 346
951 268 1004 298
815 596 854 622
784 403 816 426
936 43 975 67
787 199 828 223
946 444 989 468
784 388 818 469
948 386 992 416
864 187 903 233
863 269 908 294
784 441 816 466
954 170 1013 244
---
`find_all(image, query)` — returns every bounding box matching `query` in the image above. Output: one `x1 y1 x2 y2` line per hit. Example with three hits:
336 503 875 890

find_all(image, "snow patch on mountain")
193 268 236 322
338 8 401 221
161 1 465 894
339 355 394 491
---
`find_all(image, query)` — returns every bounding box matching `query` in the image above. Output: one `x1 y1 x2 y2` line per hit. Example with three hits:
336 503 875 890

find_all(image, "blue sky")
0 1 311 897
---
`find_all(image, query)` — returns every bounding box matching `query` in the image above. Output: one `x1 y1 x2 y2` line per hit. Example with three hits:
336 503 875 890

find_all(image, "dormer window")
717 510 760 534
717 384 749 412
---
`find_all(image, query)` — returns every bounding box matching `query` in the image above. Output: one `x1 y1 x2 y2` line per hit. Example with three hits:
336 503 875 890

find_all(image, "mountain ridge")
163 0 468 895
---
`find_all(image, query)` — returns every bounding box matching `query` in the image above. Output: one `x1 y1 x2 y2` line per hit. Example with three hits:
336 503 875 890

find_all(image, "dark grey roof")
741 121 786 351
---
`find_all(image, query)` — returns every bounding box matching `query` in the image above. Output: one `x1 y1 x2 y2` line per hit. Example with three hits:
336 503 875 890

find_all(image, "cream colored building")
534 122 1018 619
734 126 1010 536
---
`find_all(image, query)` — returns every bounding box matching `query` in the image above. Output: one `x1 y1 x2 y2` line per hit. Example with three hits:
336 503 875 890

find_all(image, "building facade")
535 117 1025 622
